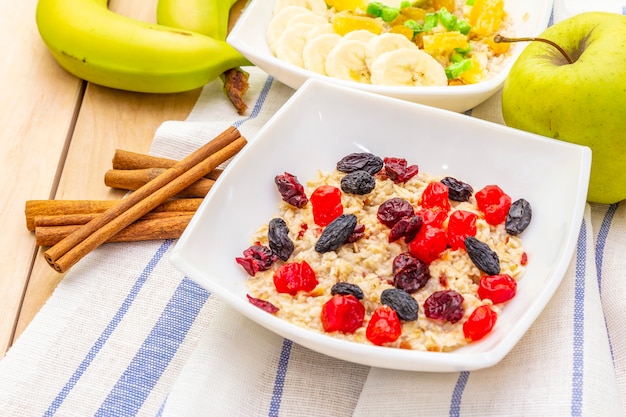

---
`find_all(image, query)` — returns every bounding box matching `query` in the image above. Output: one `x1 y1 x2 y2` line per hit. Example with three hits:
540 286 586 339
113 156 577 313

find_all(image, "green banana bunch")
157 0 240 41
35 0 250 93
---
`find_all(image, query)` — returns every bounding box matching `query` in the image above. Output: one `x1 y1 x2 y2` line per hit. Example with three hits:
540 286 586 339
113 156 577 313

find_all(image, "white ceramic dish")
170 79 591 372
227 0 554 113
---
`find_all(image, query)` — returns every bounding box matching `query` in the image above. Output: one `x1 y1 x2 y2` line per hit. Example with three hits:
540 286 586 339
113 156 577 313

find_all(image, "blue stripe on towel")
571 220 587 417
268 339 293 417
94 278 210 417
234 75 275 129
43 240 173 417
449 371 470 417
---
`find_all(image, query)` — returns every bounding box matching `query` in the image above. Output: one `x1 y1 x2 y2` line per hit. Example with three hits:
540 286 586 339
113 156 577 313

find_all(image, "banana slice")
306 22 335 40
325 39 370 83
342 29 377 43
267 6 312 54
288 11 329 28
303 33 342 75
274 0 329 15
275 23 322 67
370 49 448 86
366 33 418 68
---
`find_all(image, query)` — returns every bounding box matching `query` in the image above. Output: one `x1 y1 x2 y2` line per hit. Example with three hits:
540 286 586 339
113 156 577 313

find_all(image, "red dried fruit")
475 184 512 225
463 305 497 341
366 305 402 345
346 223 366 243
246 294 279 314
388 215 422 243
275 172 308 208
236 245 277 276
421 181 450 212
520 252 528 266
310 185 343 226
408 225 448 264
416 206 448 228
424 290 464 323
392 252 430 293
447 210 478 250
383 157 419 183
478 274 517 303
321 294 365 333
377 197 414 228
273 261 318 295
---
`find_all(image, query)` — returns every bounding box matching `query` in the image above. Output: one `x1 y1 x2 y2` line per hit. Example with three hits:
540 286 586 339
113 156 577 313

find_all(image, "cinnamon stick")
43 126 246 273
104 168 214 197
112 149 223 180
35 213 193 246
25 198 202 231
33 211 193 229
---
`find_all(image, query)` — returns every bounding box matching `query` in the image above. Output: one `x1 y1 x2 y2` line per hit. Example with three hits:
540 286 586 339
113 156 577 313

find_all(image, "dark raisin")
441 177 473 202
235 245 277 276
464 236 500 275
346 223 365 243
337 153 384 175
315 214 358 253
380 288 418 321
274 172 308 208
388 215 422 243
423 290 464 323
383 157 419 183
392 252 430 293
340 170 376 195
377 197 414 228
331 282 364 300
505 198 532 236
268 218 294 261
247 294 279 314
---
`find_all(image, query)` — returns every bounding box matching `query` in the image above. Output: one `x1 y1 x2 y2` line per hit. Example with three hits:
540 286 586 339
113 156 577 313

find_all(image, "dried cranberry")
408 225 448 264
321 294 365 333
383 157 419 183
236 245 277 276
475 185 512 226
447 210 478 250
388 215 422 243
392 252 430 293
463 305 497 341
310 185 343 227
377 197 414 228
337 153 384 175
424 290 464 323
421 181 450 212
274 172 308 208
346 223 365 243
478 274 517 304
273 261 318 295
366 305 402 345
441 177 473 202
246 294 279 314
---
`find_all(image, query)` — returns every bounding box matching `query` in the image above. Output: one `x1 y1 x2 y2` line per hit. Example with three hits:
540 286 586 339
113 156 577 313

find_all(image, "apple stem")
493 34 574 64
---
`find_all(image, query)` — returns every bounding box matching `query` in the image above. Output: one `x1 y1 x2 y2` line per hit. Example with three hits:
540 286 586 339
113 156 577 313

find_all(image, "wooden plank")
11 0 201 343
0 0 85 354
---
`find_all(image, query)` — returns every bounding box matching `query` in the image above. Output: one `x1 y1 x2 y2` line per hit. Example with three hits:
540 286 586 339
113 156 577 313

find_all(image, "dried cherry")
423 290 464 323
478 274 517 303
274 172 308 208
392 252 430 293
273 260 318 295
421 181 450 212
463 305 497 341
321 294 365 333
416 206 448 228
310 185 343 226
315 214 358 253
447 210 477 250
366 305 402 345
475 185 512 226
380 288 418 321
408 225 448 264
268 218 294 261
336 152 384 175
377 197 414 228
464 236 500 276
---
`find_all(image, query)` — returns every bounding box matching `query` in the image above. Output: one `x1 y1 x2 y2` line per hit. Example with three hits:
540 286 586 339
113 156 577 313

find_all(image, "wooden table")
0 0 244 356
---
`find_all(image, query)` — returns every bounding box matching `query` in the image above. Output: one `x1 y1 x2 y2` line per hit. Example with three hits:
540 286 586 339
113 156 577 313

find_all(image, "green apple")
501 12 626 204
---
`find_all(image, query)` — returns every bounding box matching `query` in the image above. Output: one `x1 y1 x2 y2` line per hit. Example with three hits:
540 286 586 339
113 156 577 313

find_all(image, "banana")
274 0 329 15
35 0 250 93
342 29 377 43
369 49 448 87
302 33 342 74
366 33 418 68
156 0 238 40
324 39 371 83
267 6 313 54
275 23 324 67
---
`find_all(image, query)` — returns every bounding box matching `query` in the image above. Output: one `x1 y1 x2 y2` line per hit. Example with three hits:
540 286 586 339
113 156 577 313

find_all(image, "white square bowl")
227 0 554 113
170 79 591 372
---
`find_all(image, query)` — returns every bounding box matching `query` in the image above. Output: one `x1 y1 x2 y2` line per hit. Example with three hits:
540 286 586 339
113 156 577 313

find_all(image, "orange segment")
469 0 505 37
331 11 385 36
422 31 469 55
485 35 510 55
326 0 367 12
